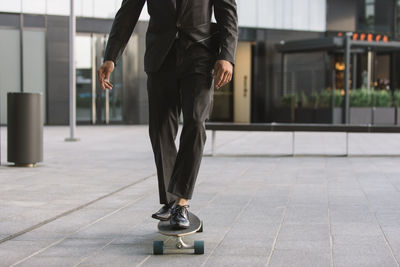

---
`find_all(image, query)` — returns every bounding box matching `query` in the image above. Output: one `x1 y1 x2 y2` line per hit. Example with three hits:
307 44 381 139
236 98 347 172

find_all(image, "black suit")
104 0 238 204
104 0 238 72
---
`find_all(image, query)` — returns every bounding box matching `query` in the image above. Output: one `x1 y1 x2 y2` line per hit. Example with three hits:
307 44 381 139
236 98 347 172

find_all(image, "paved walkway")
0 126 400 267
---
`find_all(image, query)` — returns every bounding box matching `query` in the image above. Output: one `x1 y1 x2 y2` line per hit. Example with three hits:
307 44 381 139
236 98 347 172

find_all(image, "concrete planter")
333 107 343 124
372 107 395 125
397 108 400 125
295 108 314 123
273 107 294 123
314 108 330 123
314 108 342 123
349 107 372 125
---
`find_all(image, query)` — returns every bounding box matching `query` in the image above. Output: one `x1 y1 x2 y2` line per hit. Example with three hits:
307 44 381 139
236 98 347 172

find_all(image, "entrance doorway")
76 34 123 124
233 42 252 123
333 51 391 90
375 54 390 89
209 41 253 123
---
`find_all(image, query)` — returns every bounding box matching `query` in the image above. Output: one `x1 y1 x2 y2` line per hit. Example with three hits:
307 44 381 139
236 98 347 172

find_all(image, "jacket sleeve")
103 0 146 66
213 0 238 66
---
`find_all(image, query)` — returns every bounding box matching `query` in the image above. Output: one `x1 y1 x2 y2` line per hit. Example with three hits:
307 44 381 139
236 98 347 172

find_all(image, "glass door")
76 34 123 124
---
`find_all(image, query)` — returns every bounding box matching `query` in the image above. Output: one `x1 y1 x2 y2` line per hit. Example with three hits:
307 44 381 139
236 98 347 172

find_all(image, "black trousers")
147 39 216 204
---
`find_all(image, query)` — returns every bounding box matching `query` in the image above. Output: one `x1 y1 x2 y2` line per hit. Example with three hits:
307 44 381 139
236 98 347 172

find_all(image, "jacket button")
176 23 181 28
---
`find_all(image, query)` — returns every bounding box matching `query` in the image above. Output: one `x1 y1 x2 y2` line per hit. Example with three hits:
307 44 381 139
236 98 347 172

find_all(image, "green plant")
350 88 372 107
309 92 320 109
315 89 343 108
393 90 400 107
372 90 392 107
280 93 298 108
300 92 309 108
298 92 319 108
318 90 332 108
334 90 343 107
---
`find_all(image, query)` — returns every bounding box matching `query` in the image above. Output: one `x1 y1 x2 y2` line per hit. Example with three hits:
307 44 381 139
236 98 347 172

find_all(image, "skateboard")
153 212 204 255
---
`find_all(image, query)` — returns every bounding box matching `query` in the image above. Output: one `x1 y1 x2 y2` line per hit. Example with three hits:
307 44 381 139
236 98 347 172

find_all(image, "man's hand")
213 60 233 89
97 60 115 90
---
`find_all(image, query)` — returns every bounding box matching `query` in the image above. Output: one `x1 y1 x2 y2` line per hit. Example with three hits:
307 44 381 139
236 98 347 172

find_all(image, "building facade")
0 0 397 125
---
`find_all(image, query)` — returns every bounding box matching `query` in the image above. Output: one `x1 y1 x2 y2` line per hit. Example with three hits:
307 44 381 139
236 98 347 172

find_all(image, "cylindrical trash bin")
7 92 43 167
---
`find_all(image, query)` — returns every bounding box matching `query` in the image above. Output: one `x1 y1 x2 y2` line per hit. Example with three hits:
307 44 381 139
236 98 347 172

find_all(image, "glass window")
76 35 92 69
397 0 400 32
0 29 21 124
365 0 375 27
23 30 47 124
76 35 92 122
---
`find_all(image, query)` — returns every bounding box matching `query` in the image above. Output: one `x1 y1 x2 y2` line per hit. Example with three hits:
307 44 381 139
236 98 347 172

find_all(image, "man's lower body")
147 40 216 228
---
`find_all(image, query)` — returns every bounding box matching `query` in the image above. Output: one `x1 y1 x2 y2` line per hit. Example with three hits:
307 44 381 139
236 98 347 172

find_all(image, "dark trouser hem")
167 190 192 200
159 194 178 205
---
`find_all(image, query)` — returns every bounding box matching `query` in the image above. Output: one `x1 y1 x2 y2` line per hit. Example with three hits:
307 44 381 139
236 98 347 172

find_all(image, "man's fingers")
217 70 229 88
104 70 111 81
216 71 225 88
97 66 114 90
221 71 230 87
217 74 225 88
97 69 104 85
105 80 113 90
215 72 223 88
101 80 113 90
226 72 232 84
226 73 232 85
213 60 234 88
219 70 233 88
103 84 111 90
98 68 107 89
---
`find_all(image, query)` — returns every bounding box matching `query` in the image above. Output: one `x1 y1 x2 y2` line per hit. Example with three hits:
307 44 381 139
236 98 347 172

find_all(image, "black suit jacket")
103 0 238 73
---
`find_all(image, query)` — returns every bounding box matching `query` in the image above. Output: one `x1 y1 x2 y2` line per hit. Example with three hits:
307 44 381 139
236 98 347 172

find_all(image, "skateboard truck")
176 236 190 249
153 237 204 255
154 212 204 255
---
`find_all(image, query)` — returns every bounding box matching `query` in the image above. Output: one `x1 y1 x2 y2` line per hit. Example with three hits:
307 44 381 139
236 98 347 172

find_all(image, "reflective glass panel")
23 30 46 123
0 29 21 124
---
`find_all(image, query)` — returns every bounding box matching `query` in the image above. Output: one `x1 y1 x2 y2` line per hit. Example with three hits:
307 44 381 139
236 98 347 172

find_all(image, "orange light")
367 33 373 42
376 34 381 41
337 32 343 37
335 62 345 71
353 33 359 40
383 36 389 42
360 33 366 41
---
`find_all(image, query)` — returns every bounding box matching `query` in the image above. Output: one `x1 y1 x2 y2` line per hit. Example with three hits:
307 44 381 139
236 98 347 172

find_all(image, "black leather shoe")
151 201 174 221
170 204 190 229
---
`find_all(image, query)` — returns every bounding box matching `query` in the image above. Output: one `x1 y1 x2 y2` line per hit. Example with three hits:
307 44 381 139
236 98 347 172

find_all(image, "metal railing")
205 122 400 157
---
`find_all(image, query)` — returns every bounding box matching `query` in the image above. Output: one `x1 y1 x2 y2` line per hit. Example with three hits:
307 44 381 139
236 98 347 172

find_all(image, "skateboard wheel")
153 240 164 255
197 221 203 233
194 240 204 254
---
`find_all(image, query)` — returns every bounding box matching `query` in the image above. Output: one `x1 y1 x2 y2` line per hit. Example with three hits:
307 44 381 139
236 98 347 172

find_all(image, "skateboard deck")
158 212 201 236
153 212 204 255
